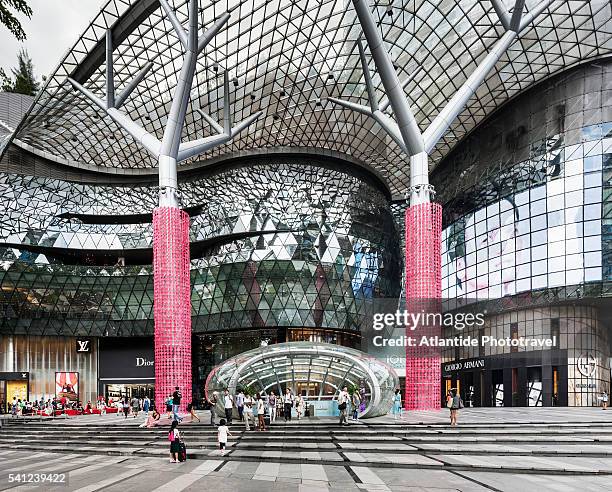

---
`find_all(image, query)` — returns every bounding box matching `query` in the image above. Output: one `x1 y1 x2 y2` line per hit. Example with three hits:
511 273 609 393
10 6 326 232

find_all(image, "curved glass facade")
435 61 611 301
205 341 399 418
0 158 400 335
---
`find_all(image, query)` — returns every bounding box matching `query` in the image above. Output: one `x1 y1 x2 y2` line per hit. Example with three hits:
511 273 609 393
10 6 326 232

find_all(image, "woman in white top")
256 394 266 431
168 420 181 463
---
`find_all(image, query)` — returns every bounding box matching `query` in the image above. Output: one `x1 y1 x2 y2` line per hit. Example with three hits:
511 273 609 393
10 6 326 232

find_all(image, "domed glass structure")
205 341 399 418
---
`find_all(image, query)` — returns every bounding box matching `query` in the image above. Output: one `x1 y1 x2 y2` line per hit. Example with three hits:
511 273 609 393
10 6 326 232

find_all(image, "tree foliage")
1 49 39 96
0 0 32 41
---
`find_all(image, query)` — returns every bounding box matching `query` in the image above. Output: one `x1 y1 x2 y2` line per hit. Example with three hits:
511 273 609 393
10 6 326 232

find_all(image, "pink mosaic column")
153 207 192 412
404 202 442 410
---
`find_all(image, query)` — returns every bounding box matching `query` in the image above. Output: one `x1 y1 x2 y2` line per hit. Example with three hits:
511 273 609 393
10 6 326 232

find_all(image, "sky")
0 0 104 80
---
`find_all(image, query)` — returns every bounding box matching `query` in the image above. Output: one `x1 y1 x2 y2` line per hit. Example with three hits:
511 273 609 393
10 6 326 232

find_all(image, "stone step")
1 444 609 475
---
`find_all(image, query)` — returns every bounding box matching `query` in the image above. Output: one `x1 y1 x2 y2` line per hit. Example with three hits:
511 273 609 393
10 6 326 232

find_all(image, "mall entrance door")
104 383 154 403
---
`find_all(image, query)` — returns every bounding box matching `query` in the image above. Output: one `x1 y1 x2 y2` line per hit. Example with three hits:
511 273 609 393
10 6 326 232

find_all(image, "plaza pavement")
0 408 611 491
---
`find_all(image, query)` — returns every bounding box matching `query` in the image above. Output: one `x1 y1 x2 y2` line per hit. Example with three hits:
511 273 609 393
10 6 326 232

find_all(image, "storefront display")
55 372 79 402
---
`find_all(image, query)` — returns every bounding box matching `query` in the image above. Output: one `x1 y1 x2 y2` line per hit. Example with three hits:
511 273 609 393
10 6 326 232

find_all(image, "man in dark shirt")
172 386 182 422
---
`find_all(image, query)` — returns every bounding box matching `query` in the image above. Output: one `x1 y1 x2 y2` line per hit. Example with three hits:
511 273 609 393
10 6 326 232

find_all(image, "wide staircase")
2 415 612 476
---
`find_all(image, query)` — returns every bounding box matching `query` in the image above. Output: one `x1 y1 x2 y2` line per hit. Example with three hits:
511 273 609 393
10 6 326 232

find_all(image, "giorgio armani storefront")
440 305 611 407
442 351 569 407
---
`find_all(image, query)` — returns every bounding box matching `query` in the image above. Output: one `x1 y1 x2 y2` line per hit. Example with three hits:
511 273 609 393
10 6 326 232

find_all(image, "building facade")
435 60 612 407
0 1 610 410
0 151 401 406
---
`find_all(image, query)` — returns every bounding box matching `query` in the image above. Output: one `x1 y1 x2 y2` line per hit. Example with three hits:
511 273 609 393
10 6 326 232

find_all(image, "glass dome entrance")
205 341 399 418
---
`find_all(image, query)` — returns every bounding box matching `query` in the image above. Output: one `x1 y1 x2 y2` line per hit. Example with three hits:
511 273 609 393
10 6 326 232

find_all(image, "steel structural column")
153 207 192 412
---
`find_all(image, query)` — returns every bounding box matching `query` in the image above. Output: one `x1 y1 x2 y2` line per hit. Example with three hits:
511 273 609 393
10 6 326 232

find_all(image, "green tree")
0 0 32 41
1 49 39 95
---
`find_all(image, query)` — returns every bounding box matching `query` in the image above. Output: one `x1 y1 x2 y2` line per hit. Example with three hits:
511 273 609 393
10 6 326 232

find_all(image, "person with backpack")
130 395 140 419
172 386 182 422
450 389 463 426
168 420 181 463
165 395 173 419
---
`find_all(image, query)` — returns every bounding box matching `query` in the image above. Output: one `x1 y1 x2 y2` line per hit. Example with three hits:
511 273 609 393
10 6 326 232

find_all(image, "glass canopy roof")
205 341 399 418
5 0 611 196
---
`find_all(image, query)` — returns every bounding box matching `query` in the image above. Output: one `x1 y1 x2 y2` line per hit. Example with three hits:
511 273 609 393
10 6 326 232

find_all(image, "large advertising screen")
55 372 79 402
442 161 602 299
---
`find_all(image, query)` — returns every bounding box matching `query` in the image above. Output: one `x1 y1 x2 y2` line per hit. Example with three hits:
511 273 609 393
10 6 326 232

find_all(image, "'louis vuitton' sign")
76 338 92 353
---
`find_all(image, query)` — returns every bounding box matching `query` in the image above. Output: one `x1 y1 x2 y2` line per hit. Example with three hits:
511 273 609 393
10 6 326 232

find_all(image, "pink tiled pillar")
404 202 442 410
153 207 192 412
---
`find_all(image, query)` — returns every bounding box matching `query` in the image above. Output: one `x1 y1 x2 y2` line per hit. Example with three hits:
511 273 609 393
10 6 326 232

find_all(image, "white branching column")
329 0 555 410
69 0 262 412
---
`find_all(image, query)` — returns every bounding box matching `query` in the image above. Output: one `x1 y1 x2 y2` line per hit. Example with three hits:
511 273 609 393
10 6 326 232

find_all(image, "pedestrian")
140 409 161 428
446 390 453 424
295 394 304 420
283 388 294 421
351 391 361 420
122 397 130 419
450 390 463 426
392 388 402 420
208 392 218 425
268 391 277 423
236 389 245 421
172 386 183 422
243 394 253 431
256 394 266 431
168 420 181 463
187 400 200 422
601 391 609 410
338 386 349 425
166 395 173 420
217 418 233 456
143 396 150 416
11 397 17 418
223 389 233 424
131 395 140 418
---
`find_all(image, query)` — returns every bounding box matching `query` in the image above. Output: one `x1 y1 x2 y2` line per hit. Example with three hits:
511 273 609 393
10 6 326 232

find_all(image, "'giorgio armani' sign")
443 358 486 373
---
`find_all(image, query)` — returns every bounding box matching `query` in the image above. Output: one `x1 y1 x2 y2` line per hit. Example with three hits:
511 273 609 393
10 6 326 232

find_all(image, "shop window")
510 322 519 353
551 318 560 348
